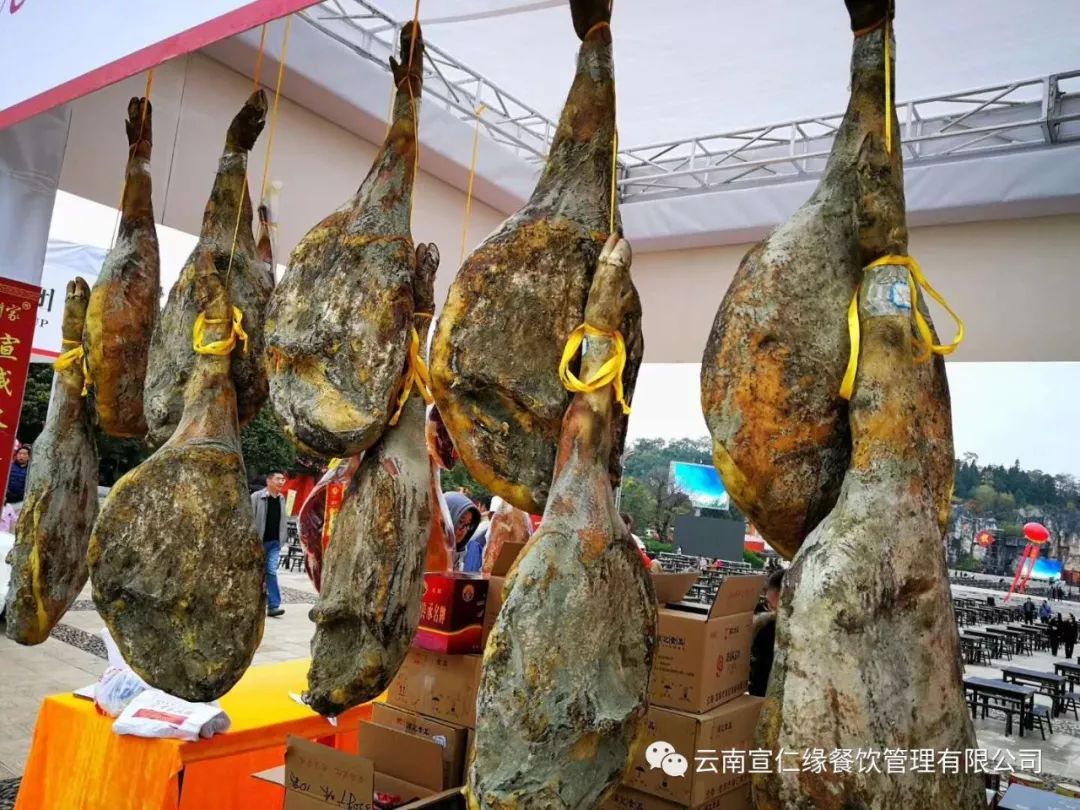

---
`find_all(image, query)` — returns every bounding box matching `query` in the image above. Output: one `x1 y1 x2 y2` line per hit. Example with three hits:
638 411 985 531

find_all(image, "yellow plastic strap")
838 254 965 400
193 307 249 356
389 325 434 426
53 339 90 397
559 324 631 415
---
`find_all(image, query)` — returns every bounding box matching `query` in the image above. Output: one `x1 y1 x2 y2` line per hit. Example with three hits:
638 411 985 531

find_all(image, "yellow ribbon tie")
389 326 434 426
559 324 632 415
53 339 90 397
839 254 965 400
193 307 249 356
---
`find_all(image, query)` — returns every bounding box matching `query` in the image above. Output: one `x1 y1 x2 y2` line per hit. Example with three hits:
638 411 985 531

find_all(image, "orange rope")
253 24 268 88
259 17 292 207
224 25 268 285
459 104 486 264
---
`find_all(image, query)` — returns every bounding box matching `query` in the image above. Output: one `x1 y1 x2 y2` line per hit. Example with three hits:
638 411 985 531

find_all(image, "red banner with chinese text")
0 278 42 505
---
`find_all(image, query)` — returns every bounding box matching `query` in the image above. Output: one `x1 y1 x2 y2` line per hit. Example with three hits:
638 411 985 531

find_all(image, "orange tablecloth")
15 659 370 810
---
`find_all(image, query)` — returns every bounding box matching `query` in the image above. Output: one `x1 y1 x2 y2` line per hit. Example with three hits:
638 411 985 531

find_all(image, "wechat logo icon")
645 741 689 778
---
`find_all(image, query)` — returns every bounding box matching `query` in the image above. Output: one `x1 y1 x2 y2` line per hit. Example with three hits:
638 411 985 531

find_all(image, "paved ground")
0 575 1076 805
0 568 318 780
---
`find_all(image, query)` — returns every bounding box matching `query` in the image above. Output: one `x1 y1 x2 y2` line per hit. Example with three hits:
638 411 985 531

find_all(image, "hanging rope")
223 25 271 286
259 17 292 208
53 339 90 397
253 24 269 89
110 70 154 251
389 318 434 426
559 324 631 415
838 255 965 400
193 307 249 356
459 104 486 264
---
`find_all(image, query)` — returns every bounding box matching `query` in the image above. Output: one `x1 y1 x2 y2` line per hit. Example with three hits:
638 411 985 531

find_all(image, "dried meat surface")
84 97 160 438
431 0 641 515
266 24 424 460
305 242 441 716
755 262 982 810
90 258 264 701
5 279 98 644
467 237 656 809
144 90 273 447
700 0 906 560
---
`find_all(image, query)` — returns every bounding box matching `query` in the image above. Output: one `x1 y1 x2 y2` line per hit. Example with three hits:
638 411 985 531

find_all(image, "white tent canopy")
365 0 1080 145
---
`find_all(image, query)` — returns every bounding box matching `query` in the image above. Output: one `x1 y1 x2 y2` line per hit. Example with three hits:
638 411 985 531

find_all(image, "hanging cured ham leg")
266 24 424 459
700 0 906 560
431 0 641 514
145 90 272 446
755 264 982 809
5 279 98 644
467 236 656 810
84 97 160 438
89 258 264 701
305 243 442 717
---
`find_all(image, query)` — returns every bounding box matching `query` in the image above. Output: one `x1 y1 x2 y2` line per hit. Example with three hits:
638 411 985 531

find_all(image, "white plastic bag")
93 628 149 717
113 690 231 742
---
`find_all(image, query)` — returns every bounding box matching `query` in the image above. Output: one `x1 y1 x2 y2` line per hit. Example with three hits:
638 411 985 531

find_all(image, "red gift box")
413 573 489 655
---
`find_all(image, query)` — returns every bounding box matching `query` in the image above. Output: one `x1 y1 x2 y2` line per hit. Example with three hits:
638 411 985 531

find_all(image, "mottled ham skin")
144 90 273 447
467 236 656 810
5 279 98 645
90 259 264 702
755 262 981 810
480 499 531 575
84 97 160 438
265 24 424 460
297 457 361 593
431 0 641 516
305 242 442 717
700 0 906 560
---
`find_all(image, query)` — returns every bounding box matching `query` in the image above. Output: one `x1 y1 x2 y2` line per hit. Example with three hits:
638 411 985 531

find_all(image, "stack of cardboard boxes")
374 541 528 794
376 547 766 809
604 573 768 810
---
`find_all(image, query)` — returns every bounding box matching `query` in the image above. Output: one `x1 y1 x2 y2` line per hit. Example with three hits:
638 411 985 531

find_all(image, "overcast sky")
627 363 1080 478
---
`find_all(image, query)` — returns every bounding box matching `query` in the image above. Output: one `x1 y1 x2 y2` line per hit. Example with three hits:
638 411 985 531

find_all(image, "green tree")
618 476 655 533
239 406 299 482
440 464 490 502
743 549 765 569
971 484 998 514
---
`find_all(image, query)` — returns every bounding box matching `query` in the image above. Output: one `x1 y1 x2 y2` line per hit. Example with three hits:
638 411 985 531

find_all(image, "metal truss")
301 0 557 163
617 71 1080 202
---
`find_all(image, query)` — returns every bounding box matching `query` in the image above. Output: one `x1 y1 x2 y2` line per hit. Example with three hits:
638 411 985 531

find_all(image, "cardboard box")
651 572 699 605
488 540 525 577
603 784 753 810
254 731 447 809
624 696 763 807
386 647 483 728
372 703 470 787
482 575 506 646
649 576 765 713
415 573 489 655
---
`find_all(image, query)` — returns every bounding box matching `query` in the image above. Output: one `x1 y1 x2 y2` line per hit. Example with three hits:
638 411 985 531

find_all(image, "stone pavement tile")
0 740 29 775
0 762 16 780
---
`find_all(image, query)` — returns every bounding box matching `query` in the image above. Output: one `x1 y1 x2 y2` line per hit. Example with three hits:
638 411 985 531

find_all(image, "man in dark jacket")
1063 614 1078 660
5 443 30 506
749 569 785 697
252 471 289 617
1048 613 1063 656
